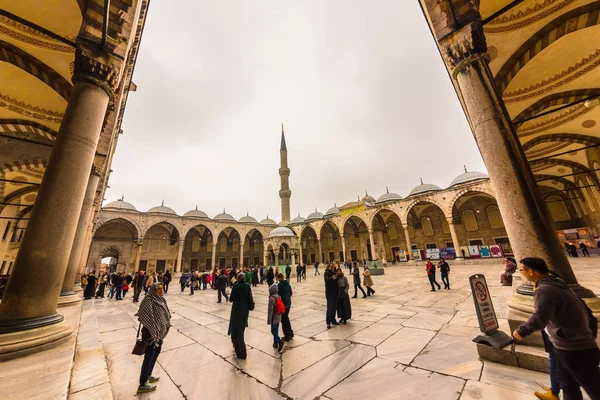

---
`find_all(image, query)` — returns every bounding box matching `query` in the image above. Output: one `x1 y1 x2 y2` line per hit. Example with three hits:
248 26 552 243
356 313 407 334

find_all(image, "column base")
57 291 82 307
0 314 73 361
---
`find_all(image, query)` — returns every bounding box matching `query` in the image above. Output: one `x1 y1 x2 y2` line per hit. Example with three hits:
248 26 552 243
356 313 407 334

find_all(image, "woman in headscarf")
500 258 517 286
266 267 275 286
228 273 253 359
251 267 259 287
336 268 352 324
83 271 96 300
135 283 171 394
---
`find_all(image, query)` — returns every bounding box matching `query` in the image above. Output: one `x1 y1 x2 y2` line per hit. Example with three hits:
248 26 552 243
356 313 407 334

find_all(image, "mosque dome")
260 216 278 226
148 202 177 215
450 169 488 186
103 198 137 211
291 214 306 224
268 226 296 238
239 213 258 223
306 209 324 221
376 188 403 204
214 210 236 221
361 192 376 203
408 180 442 196
325 204 339 216
184 206 208 218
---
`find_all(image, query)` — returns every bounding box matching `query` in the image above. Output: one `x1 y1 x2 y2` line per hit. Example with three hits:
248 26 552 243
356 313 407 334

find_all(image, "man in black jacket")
513 257 599 400
324 264 339 329
352 263 367 298
217 271 229 303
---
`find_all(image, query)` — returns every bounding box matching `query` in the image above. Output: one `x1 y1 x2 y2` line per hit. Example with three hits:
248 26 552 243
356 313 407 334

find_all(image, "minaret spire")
279 123 291 222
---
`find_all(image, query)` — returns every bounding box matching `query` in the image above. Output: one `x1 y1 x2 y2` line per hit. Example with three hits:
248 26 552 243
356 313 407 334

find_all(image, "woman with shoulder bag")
135 283 171 394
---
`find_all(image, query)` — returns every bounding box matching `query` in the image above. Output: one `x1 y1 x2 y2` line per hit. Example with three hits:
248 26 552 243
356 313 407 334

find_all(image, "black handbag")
132 323 147 356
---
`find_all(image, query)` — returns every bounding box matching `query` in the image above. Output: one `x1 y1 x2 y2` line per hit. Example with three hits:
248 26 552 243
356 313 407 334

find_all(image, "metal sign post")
469 274 513 349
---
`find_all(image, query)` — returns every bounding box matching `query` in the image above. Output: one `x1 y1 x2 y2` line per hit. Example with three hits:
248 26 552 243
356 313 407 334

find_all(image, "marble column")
0 50 116 358
133 239 143 271
176 240 184 273
291 251 296 268
211 242 217 271
447 218 463 260
76 206 99 286
368 229 376 261
263 251 268 267
239 240 244 269
341 234 347 262
317 237 323 264
299 242 304 265
419 6 597 318
275 251 280 267
403 225 414 263
58 166 102 306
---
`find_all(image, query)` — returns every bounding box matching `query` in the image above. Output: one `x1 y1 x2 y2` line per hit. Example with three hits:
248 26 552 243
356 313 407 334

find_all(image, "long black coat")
228 282 251 341
83 274 96 299
266 269 275 286
337 276 352 321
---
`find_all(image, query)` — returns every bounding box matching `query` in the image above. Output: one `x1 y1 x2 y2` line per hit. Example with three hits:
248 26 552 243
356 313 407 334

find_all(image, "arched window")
387 222 398 240
421 217 434 236
463 210 478 231
486 205 505 228
441 217 450 234
159 235 168 252
545 195 570 222
142 235 151 252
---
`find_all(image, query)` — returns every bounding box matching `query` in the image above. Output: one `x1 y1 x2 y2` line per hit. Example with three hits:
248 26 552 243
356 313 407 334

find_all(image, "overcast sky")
105 0 487 221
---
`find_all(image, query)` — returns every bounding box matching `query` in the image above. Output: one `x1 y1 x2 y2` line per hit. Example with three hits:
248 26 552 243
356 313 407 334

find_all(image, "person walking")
135 283 171 394
259 265 265 284
277 273 294 341
251 267 259 287
114 272 124 300
189 271 197 295
363 268 375 296
351 263 367 298
217 270 229 303
132 270 145 303
144 271 155 294
336 268 352 324
302 264 306 280
314 262 320 276
162 270 172 293
267 284 285 353
324 263 340 329
83 271 96 300
425 258 441 291
513 257 600 400
95 273 107 298
228 273 253 359
266 267 275 286
285 265 291 280
179 271 188 292
579 242 590 257
296 264 302 282
438 258 451 290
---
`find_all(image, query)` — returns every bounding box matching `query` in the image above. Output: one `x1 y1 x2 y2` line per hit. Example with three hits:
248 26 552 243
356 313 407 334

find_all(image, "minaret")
279 123 291 222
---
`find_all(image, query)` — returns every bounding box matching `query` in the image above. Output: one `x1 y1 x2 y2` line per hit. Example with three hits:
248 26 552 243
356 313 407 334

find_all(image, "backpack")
272 296 285 315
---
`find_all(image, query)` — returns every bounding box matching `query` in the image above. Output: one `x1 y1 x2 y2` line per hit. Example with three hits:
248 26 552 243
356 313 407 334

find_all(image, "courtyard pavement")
4 258 599 399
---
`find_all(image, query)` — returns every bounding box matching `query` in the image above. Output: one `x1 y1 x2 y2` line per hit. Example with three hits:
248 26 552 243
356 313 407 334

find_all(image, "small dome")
260 215 277 226
184 206 208 218
325 204 339 216
361 192 376 203
214 209 235 221
268 226 296 238
291 214 306 224
148 202 177 215
104 198 137 211
306 209 324 220
239 213 258 223
409 180 442 196
376 188 403 204
450 169 488 186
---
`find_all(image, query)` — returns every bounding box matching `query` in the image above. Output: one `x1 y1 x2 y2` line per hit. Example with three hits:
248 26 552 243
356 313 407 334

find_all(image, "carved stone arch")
0 40 73 100
445 187 498 217
94 215 142 240
495 2 600 94
300 224 319 239
0 158 48 174
369 206 402 229
319 220 341 238
141 219 182 240
530 158 600 188
514 89 600 123
0 119 58 141
340 214 369 234
182 223 215 240
523 133 600 152
100 245 123 259
0 185 38 214
404 197 447 226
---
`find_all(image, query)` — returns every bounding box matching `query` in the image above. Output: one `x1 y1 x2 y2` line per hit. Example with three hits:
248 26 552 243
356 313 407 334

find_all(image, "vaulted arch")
523 133 600 153
513 89 600 124
529 158 600 188
0 119 58 140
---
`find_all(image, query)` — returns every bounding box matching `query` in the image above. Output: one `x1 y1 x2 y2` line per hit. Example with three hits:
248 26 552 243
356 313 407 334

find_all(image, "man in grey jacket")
513 257 599 400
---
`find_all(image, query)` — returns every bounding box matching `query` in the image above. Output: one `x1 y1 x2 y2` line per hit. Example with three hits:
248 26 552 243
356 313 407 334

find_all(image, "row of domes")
104 170 488 223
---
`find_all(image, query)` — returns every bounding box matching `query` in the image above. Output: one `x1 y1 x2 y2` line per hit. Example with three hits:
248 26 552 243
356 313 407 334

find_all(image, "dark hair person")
135 283 171 394
228 273 253 359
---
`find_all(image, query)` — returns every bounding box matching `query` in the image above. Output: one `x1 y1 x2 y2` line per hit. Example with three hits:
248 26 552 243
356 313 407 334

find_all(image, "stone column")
299 242 304 264
211 242 217 271
368 229 376 261
317 237 323 263
291 251 296 268
58 165 102 306
275 251 280 267
176 240 184 273
76 205 99 287
418 3 596 317
0 49 117 358
403 225 414 263
263 251 268 267
239 240 244 269
447 218 463 260
341 234 347 262
133 239 143 271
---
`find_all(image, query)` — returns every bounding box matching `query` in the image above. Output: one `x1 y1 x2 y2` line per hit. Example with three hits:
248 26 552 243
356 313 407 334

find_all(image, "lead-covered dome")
260 215 278 226
184 206 208 218
306 209 324 221
214 209 235 221
239 213 258 223
148 201 177 215
409 180 442 196
291 214 306 224
450 169 488 186
376 188 403 204
325 204 339 216
268 226 296 238
104 198 137 211
361 192 376 203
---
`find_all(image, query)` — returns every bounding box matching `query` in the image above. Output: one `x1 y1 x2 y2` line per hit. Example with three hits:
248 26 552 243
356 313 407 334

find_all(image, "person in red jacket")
425 258 441 292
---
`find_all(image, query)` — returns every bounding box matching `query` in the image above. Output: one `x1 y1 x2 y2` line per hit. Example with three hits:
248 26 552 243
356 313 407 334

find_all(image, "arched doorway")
406 201 451 260
88 218 140 273
142 222 181 273
300 226 319 264
215 227 241 269
342 216 370 261
183 224 213 272
243 229 264 268
320 221 342 263
371 209 407 262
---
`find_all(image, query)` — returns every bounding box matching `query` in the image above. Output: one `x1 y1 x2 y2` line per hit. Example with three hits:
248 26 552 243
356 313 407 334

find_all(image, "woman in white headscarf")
135 283 171 394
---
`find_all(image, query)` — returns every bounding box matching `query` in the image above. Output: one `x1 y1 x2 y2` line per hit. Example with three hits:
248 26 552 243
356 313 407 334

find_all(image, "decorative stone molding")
72 46 120 96
91 162 104 177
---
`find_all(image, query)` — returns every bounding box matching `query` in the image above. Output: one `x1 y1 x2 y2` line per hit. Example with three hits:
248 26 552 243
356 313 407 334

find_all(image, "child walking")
267 285 285 353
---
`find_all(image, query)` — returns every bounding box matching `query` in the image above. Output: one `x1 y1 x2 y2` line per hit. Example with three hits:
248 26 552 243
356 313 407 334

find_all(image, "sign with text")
469 274 499 334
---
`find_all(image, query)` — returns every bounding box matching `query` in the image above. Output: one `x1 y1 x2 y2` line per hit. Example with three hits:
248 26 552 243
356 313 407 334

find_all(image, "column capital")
91 161 104 177
72 43 120 96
